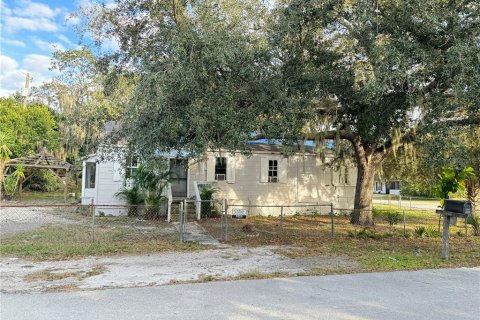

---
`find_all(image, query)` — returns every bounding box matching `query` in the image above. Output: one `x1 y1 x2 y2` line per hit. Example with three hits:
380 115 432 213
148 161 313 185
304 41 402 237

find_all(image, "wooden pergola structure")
4 148 72 201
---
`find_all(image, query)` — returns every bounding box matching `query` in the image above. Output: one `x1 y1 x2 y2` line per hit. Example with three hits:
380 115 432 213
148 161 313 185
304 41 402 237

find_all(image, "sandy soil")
0 246 358 293
0 206 77 235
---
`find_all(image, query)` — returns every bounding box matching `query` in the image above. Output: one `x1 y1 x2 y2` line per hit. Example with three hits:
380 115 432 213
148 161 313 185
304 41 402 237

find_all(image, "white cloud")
12 0 61 19
2 1 63 33
0 54 55 96
33 37 66 52
22 54 52 74
0 55 19 73
1 38 26 47
4 16 59 33
0 55 26 96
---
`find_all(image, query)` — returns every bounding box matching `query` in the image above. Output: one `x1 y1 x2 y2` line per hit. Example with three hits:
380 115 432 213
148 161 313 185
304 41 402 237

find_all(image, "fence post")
410 197 412 209
90 199 95 242
399 195 402 208
222 199 228 242
179 202 184 243
279 206 284 235
464 217 468 238
442 215 450 260
330 203 334 239
388 194 391 205
403 210 406 237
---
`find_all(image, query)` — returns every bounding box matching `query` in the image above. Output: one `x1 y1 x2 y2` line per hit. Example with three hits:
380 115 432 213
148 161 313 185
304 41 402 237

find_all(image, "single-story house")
81 143 357 217
373 180 401 195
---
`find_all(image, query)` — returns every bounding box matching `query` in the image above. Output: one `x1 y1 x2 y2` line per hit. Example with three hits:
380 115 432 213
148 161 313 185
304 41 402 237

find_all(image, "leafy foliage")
31 49 131 160
115 185 143 216
467 215 480 237
114 159 171 218
200 185 219 218
433 166 475 202
75 0 479 225
2 175 18 197
28 170 61 192
0 98 60 158
414 225 440 238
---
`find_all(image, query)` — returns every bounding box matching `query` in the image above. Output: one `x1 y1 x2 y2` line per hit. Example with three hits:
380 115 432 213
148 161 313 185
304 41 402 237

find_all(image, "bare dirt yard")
0 206 78 235
0 246 357 293
1 201 478 294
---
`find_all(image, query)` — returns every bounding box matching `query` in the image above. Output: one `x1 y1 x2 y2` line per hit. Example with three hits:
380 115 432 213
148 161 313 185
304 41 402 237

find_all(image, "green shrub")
373 208 402 225
144 195 167 220
28 170 60 192
3 175 17 196
385 212 402 225
467 215 480 236
414 226 427 237
425 226 440 237
414 225 439 237
347 228 394 240
114 186 143 216
200 185 219 218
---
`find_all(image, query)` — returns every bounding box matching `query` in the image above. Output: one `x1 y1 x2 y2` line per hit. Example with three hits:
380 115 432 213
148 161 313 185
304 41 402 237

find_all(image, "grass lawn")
199 206 480 273
9 191 77 204
0 222 206 261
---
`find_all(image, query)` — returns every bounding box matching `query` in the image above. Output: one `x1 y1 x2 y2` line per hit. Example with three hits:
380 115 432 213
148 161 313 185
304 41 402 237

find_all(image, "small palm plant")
115 185 143 216
0 132 13 199
467 214 480 236
200 185 219 218
12 164 26 194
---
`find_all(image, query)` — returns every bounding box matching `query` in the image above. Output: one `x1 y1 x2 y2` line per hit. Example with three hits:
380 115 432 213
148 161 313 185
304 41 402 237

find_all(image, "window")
390 181 400 190
85 162 96 189
268 160 278 183
125 157 138 179
215 157 227 180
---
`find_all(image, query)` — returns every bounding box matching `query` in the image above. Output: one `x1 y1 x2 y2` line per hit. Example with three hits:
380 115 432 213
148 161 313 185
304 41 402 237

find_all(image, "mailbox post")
436 200 472 260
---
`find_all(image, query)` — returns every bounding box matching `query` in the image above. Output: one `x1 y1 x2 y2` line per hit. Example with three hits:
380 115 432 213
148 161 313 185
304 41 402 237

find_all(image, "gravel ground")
0 247 358 293
0 206 77 235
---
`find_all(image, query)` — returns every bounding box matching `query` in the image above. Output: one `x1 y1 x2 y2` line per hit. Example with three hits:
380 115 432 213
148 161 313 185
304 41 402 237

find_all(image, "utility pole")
22 72 31 107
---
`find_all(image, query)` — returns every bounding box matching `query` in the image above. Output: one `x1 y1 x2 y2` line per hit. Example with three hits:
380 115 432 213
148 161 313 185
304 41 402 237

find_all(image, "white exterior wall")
189 152 356 215
81 156 98 205
81 156 127 216
82 150 357 216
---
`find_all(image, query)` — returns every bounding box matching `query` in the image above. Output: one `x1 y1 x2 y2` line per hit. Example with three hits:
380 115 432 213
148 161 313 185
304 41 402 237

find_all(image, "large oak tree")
79 0 479 225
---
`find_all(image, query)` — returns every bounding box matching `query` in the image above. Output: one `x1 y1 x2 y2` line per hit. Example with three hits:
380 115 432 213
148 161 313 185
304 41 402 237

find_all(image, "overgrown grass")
10 191 77 204
0 224 206 261
199 206 480 272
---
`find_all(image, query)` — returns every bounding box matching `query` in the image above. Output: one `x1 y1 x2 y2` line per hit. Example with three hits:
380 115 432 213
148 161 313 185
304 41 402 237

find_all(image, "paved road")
373 199 440 211
1 268 479 320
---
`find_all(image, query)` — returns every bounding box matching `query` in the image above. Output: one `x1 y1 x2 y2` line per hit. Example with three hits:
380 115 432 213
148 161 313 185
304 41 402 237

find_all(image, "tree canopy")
75 0 479 225
0 98 60 158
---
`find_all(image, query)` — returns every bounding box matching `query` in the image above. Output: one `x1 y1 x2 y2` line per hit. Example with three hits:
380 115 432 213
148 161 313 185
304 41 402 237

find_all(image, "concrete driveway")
1 267 479 320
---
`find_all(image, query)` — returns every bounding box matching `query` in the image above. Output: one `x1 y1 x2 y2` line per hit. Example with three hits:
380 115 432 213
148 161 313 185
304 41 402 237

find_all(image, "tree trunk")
351 160 377 225
465 176 479 214
349 140 387 226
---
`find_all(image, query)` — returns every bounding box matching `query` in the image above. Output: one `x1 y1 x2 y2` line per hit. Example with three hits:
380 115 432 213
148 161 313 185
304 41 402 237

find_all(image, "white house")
373 180 401 195
81 143 357 217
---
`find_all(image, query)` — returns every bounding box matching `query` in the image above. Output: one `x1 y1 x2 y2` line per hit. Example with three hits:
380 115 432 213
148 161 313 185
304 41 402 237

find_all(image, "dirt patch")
0 206 77 235
0 246 358 293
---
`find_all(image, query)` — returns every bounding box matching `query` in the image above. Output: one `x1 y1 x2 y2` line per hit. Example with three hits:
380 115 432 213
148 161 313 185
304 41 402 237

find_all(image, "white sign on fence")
232 208 247 219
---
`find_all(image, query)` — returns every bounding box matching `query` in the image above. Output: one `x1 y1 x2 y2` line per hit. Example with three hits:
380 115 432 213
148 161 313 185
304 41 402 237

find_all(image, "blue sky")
0 0 105 96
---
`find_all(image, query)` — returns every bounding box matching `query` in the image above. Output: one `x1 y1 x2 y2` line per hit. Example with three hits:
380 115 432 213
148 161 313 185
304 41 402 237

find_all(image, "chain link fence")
198 202 476 243
2 200 476 251
0 204 178 246
373 194 442 210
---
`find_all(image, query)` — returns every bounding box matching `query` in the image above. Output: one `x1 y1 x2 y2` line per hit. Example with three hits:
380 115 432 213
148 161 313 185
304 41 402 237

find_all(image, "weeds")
414 226 440 238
